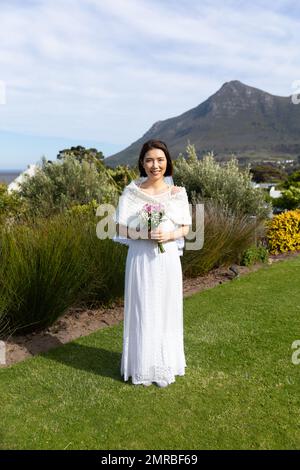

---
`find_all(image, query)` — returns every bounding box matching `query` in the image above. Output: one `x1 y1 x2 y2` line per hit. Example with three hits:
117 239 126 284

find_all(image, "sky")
0 0 300 170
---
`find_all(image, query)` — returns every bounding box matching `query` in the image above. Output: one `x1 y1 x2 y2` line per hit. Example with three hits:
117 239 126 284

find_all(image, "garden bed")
2 249 300 367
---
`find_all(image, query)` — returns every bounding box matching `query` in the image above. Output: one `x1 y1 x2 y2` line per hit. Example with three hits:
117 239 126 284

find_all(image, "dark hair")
138 139 173 177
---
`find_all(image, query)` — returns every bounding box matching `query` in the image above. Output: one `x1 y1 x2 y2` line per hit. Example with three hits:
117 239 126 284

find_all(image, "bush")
0 210 127 337
274 184 300 211
71 210 127 307
65 199 99 217
17 155 120 218
0 183 28 225
181 199 266 277
250 164 287 183
105 165 139 192
240 244 269 266
173 143 271 219
281 169 300 188
266 209 300 254
0 212 90 336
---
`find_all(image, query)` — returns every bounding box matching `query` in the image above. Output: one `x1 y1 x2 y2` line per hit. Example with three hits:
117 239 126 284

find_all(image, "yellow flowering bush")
266 209 300 254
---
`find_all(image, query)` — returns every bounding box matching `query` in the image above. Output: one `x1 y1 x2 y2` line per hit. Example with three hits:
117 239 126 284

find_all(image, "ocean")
0 170 23 184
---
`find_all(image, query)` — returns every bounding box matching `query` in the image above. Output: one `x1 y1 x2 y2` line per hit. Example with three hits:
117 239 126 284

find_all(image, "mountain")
104 80 300 167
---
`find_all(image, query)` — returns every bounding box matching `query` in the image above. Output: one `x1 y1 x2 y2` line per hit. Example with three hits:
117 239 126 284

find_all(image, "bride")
113 139 192 388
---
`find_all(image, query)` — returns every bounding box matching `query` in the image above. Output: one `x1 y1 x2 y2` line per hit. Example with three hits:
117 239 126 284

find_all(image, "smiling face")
142 148 167 182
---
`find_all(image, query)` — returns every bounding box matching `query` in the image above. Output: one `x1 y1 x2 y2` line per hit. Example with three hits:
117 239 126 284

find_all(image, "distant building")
7 164 38 193
269 186 282 198
251 181 282 198
251 182 272 189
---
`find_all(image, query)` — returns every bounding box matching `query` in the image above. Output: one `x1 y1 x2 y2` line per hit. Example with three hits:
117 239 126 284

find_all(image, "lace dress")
113 179 192 386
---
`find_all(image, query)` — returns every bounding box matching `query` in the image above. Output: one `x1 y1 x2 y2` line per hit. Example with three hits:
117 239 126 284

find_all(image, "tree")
288 169 300 184
57 146 104 166
250 164 287 183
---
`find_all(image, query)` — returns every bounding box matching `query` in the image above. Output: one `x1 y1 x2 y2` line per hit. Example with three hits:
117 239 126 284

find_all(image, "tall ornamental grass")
182 199 266 277
0 209 127 337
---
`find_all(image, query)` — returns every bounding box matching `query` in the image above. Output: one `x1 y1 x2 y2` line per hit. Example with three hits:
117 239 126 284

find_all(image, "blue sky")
0 0 300 170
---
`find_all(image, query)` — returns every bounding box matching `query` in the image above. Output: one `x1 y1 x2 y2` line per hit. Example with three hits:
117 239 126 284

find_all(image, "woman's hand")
149 228 171 244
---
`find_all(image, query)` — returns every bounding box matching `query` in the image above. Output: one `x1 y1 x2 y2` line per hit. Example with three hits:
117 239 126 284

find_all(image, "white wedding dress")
113 178 192 386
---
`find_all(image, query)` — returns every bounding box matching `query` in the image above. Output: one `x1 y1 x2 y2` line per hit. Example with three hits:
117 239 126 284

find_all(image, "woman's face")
142 148 167 181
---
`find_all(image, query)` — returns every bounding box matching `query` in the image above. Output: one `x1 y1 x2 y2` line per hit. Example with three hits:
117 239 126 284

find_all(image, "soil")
1 250 300 368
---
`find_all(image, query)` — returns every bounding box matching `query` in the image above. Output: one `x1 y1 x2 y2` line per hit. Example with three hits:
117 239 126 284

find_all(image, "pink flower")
139 202 166 254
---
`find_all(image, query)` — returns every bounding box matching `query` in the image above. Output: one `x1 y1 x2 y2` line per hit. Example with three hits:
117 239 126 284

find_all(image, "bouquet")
139 202 167 253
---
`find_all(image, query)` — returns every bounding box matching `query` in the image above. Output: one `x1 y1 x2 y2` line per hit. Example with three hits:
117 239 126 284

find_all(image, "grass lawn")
1 255 300 450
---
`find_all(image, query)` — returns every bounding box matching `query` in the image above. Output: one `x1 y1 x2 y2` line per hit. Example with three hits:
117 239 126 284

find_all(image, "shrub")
0 212 90 335
266 209 300 254
65 199 99 217
0 183 28 225
274 184 300 211
240 244 269 266
17 155 120 218
181 198 266 277
173 143 271 219
0 210 127 336
71 210 127 307
105 165 139 192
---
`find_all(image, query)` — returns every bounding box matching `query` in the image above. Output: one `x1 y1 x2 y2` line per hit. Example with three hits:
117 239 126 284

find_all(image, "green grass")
1 255 300 449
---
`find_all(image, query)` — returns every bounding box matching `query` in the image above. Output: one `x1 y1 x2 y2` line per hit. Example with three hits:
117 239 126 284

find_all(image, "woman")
113 140 192 388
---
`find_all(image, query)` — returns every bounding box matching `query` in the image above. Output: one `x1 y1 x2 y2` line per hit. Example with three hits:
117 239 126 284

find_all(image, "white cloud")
0 0 299 159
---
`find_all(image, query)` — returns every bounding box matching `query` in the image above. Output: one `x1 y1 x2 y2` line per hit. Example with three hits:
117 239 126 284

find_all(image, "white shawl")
112 178 192 255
